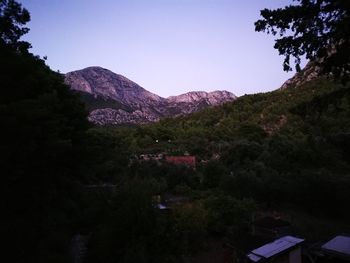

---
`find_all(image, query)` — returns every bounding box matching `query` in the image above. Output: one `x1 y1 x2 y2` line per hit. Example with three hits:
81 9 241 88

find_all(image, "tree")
86 178 181 263
204 194 256 234
172 202 208 254
1 1 90 262
255 0 350 81
0 0 31 51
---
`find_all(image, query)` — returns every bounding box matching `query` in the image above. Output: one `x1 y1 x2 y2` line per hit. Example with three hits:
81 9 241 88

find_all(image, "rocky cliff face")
65 67 236 125
280 61 321 89
166 91 237 115
168 90 236 104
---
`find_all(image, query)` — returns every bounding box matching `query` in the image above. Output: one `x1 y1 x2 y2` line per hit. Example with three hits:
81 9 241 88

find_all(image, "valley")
2 0 350 262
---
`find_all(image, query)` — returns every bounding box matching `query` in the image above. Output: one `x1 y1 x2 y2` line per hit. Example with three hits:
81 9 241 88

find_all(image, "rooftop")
321 235 350 259
156 204 169 210
247 236 304 262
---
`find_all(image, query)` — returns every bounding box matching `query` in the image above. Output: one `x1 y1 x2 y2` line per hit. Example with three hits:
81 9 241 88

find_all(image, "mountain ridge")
65 66 237 125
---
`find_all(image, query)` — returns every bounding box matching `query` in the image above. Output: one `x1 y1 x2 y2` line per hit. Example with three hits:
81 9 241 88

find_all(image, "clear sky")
19 0 301 97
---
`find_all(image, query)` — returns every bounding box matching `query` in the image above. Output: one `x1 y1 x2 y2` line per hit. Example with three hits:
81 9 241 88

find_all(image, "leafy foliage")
255 0 350 80
0 0 31 51
105 77 350 217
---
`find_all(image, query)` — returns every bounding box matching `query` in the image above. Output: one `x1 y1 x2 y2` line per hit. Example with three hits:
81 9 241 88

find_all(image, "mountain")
280 60 321 89
65 67 236 125
166 91 236 115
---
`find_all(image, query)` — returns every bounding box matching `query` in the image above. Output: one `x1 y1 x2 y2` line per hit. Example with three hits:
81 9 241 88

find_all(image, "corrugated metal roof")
156 204 169 210
247 236 304 262
322 235 350 255
247 253 262 262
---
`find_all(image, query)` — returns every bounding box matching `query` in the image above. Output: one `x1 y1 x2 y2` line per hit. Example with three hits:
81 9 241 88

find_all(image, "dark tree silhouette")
0 0 31 51
1 1 90 262
255 0 350 81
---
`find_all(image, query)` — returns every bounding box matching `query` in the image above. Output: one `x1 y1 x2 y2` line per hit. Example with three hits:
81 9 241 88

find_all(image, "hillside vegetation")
99 78 350 217
76 77 350 262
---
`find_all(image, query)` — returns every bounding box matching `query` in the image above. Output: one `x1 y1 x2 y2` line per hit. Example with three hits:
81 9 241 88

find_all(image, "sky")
19 0 301 98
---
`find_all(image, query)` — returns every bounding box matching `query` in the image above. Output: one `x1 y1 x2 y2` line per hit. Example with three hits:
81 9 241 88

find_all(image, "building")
317 235 350 262
139 153 165 161
165 155 196 168
247 235 304 263
152 194 171 212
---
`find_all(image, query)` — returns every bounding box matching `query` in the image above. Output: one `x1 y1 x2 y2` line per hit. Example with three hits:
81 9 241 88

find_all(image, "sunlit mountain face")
65 66 237 125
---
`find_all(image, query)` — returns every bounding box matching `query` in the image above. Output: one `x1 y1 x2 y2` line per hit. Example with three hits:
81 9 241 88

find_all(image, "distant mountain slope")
166 91 237 115
154 77 348 141
65 67 236 125
65 67 164 106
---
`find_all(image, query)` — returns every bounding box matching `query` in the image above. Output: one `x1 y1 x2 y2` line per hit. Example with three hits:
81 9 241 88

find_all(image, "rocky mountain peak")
65 67 237 125
168 90 236 105
65 66 164 104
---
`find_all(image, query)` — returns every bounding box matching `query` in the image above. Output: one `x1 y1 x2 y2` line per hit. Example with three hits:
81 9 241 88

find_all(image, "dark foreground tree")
0 0 31 51
1 1 90 262
255 0 350 81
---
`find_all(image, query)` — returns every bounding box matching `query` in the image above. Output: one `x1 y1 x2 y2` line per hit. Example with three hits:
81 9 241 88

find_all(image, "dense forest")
1 0 350 262
97 76 350 215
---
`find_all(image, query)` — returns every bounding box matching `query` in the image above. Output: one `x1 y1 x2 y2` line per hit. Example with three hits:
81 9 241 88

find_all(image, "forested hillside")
77 76 350 262
99 77 350 218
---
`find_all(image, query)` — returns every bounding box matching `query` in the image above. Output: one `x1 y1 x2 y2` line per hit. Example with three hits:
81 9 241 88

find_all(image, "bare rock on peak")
65 67 237 125
168 90 236 104
280 61 322 90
